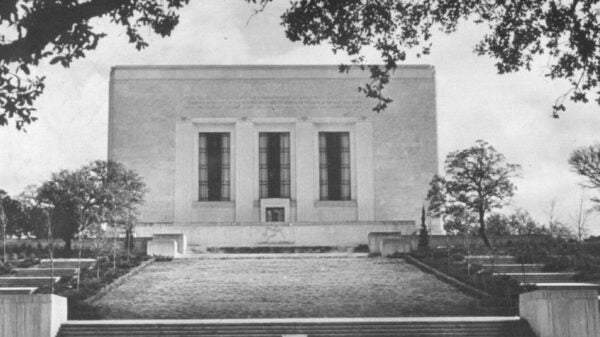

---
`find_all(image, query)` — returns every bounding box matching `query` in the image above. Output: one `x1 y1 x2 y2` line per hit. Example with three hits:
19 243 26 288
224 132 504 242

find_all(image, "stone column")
519 283 600 337
295 121 315 222
355 120 375 221
235 120 255 221
0 294 67 337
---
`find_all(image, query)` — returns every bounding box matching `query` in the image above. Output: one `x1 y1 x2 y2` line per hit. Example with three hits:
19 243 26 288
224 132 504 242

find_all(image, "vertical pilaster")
355 120 375 221
174 119 194 223
235 120 255 221
295 121 315 222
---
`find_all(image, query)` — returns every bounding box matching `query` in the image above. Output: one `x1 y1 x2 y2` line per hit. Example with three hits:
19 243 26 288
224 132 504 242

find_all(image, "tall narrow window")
319 132 351 200
199 133 230 201
259 132 290 198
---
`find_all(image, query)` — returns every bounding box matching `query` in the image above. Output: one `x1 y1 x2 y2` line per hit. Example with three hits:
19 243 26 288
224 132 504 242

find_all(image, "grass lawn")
95 256 505 318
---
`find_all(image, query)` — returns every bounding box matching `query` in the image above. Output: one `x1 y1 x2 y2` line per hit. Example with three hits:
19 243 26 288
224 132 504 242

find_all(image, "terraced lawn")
95 255 495 318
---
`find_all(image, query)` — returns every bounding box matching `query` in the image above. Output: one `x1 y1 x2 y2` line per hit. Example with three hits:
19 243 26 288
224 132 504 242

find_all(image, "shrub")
451 252 465 262
154 255 174 262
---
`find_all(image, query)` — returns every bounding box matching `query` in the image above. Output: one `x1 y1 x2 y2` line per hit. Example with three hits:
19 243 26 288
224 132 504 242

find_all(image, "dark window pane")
319 132 351 200
259 132 290 198
199 133 230 201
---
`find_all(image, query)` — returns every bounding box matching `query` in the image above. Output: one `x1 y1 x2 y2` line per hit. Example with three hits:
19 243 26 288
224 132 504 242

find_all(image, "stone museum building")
108 65 439 247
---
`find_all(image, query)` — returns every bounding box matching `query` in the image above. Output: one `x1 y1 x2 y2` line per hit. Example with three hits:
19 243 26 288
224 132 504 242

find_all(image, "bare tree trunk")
479 211 492 248
77 232 83 290
0 204 6 263
127 230 131 263
113 224 117 271
46 210 55 294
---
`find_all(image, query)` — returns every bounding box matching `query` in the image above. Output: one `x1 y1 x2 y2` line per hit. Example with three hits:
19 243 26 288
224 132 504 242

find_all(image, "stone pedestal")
380 237 417 257
0 294 67 337
153 234 187 254
367 232 402 255
519 283 600 337
147 239 178 258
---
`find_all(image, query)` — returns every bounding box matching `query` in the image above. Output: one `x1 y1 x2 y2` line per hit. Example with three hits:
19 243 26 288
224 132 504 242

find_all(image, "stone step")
58 318 535 337
482 264 544 273
495 272 576 283
39 258 95 269
0 287 38 294
12 268 79 277
0 276 61 288
468 256 517 264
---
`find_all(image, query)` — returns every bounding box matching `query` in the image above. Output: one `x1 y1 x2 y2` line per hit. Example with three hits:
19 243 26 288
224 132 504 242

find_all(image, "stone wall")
135 221 415 247
0 294 67 337
109 65 438 245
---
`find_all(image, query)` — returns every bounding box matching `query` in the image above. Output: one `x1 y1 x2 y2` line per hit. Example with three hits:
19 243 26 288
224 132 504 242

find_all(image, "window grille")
319 132 351 200
199 133 230 201
259 132 290 198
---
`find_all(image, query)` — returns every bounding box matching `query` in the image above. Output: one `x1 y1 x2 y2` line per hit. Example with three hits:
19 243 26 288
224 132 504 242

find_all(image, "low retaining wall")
428 234 550 250
520 284 600 337
404 255 492 299
136 221 416 247
0 294 67 337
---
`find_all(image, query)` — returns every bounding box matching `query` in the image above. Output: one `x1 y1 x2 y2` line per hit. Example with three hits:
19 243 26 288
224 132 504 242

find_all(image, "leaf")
19 64 30 75
49 57 62 65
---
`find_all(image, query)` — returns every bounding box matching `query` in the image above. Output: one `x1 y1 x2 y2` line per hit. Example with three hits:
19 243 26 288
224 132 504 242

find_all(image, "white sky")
1 0 599 234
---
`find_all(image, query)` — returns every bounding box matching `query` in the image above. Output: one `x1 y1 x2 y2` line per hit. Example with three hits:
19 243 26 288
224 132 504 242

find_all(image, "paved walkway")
96 256 493 318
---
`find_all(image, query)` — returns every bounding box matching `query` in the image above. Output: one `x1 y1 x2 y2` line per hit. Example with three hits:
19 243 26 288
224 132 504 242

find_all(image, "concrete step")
12 268 79 277
39 258 95 269
495 272 576 284
0 287 38 294
468 256 517 264
58 317 535 337
482 264 544 273
0 276 61 288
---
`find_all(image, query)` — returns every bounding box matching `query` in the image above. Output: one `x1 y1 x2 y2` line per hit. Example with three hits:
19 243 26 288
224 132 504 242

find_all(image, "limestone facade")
108 65 439 246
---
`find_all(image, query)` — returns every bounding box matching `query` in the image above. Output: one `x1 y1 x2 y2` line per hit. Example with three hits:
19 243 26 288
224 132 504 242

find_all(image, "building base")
135 221 416 248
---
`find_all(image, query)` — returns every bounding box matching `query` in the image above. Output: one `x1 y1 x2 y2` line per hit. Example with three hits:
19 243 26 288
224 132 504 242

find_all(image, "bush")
154 255 174 262
0 261 11 275
451 252 465 262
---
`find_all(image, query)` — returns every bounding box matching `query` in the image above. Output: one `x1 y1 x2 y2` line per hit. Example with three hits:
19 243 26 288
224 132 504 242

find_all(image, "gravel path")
96 256 489 318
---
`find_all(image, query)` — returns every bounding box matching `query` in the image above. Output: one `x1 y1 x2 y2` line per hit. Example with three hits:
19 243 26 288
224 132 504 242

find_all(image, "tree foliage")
569 143 600 197
3 1 599 128
36 160 147 251
265 0 600 117
426 140 520 247
0 189 48 238
0 0 189 129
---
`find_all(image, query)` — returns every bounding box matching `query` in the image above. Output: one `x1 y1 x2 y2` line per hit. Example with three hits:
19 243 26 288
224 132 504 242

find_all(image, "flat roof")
110 64 435 80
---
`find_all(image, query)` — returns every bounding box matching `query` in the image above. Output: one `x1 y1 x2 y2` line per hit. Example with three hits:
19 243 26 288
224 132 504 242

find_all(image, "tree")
426 140 520 247
270 0 600 117
36 160 147 252
569 144 600 205
4 1 600 129
0 189 27 238
0 0 190 129
486 213 513 237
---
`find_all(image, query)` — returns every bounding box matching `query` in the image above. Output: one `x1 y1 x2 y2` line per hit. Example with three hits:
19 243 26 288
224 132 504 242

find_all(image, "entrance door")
266 207 285 222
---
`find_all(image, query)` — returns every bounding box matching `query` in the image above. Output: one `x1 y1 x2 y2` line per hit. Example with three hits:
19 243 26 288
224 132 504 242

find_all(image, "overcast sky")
1 1 599 234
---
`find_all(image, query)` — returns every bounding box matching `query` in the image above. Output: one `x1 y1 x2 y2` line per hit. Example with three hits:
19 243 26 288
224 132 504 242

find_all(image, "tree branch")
0 0 125 63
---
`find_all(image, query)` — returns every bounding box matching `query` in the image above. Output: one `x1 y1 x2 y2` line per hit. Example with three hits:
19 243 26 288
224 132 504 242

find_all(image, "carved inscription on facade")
184 96 364 110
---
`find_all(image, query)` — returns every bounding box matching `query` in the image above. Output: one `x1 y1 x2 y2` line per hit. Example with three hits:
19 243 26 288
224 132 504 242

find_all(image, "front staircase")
57 317 536 337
